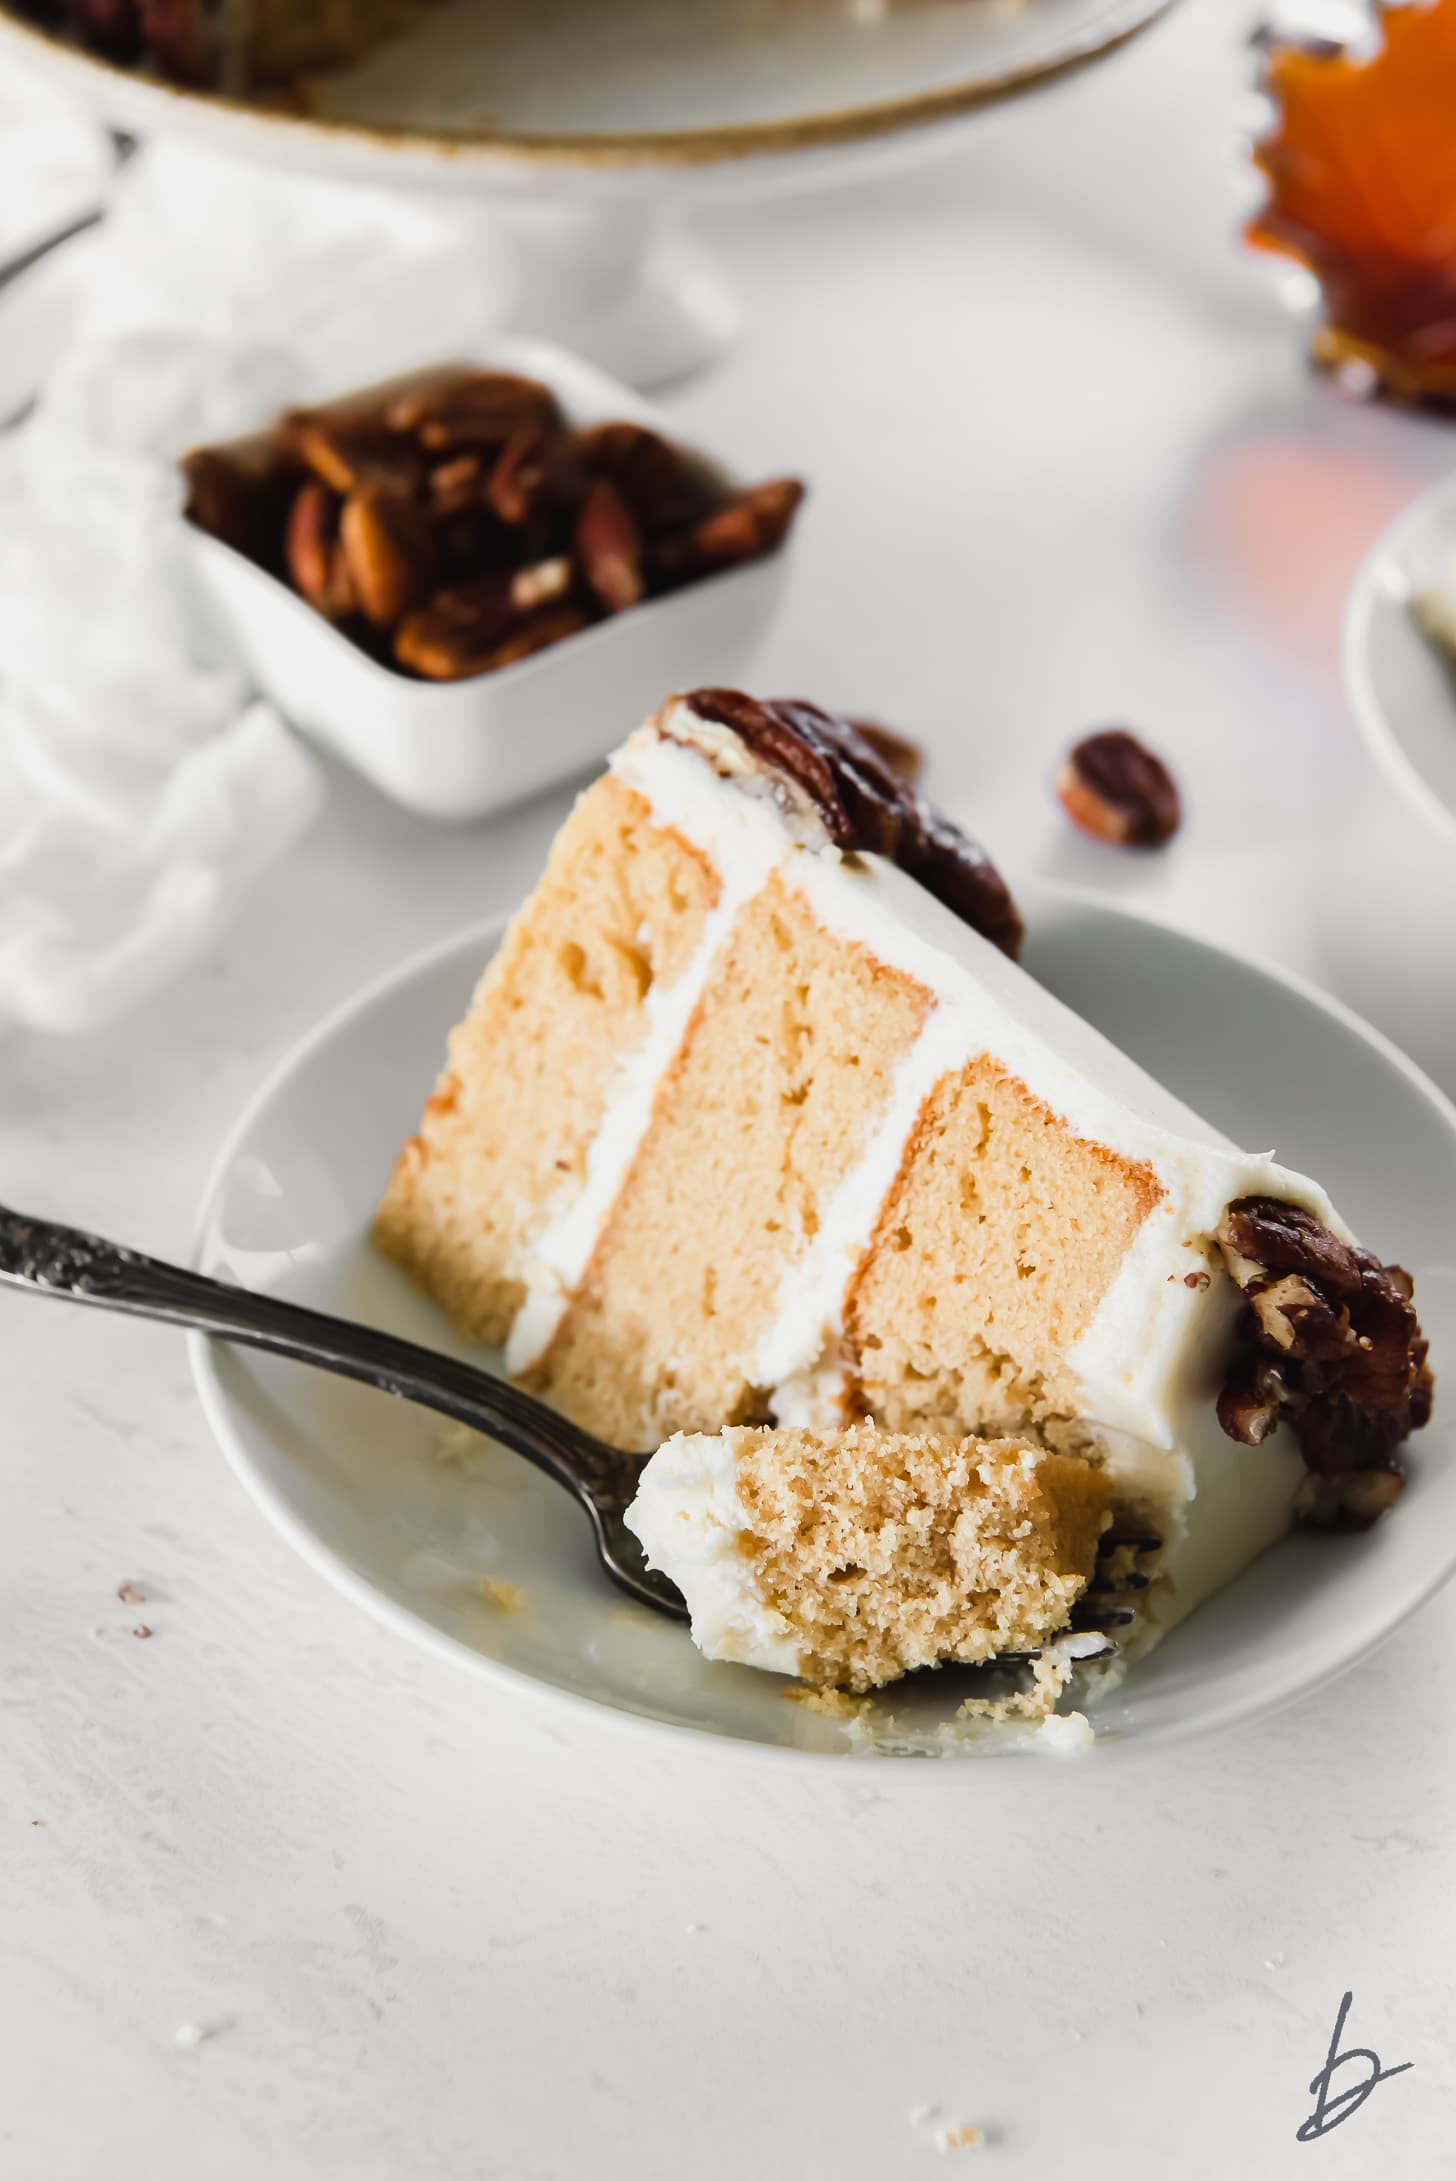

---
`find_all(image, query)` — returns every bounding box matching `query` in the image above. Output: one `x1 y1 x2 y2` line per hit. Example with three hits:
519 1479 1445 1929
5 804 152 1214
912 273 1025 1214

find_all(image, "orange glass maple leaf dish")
1249 0 1456 407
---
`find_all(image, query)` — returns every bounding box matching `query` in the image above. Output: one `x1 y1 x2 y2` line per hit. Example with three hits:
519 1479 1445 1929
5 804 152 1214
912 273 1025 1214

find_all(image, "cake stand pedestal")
0 0 1174 387
490 199 739 390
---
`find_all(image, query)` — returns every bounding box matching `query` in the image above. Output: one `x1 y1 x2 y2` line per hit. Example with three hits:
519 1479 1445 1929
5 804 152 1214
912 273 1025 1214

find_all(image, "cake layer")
626 1423 1114 1692
524 872 933 1447
846 1054 1165 1441
375 773 719 1346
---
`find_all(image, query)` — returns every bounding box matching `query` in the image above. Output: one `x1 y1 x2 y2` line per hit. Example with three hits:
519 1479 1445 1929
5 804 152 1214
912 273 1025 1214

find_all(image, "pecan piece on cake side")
1214 1195 1433 1528
848 718 925 787
684 689 1024 960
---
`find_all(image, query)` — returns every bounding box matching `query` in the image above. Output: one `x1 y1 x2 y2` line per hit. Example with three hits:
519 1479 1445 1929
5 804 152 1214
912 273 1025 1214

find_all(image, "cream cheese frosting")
626 1429 804 1676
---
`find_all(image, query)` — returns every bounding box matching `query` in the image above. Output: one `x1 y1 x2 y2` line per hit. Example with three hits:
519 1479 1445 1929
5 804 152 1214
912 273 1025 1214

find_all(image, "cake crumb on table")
116 1582 145 1604
935 2123 985 2151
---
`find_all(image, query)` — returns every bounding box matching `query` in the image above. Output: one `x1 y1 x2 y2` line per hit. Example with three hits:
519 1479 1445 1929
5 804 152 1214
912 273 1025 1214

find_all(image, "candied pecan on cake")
1215 1195 1433 1528
685 689 1023 960
848 718 924 787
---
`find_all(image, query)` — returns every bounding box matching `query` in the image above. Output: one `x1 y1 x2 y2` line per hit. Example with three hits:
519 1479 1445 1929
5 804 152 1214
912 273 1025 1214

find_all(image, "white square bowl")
183 336 798 823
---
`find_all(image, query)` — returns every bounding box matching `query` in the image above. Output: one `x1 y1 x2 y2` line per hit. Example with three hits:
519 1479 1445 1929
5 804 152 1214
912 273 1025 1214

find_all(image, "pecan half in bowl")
179 341 805 821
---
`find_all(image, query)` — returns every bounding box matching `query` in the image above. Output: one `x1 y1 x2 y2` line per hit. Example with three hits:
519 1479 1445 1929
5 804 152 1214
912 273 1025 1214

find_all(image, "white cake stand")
0 0 1173 385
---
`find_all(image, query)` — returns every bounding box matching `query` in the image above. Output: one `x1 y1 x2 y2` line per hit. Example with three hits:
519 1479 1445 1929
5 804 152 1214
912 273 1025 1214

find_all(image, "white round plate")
192 884 1456 1762
0 0 1171 191
1344 468 1456 849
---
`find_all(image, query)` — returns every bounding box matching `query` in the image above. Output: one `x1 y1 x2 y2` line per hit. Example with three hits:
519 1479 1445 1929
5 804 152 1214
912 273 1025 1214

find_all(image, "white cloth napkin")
0 95 514 1035
0 60 111 264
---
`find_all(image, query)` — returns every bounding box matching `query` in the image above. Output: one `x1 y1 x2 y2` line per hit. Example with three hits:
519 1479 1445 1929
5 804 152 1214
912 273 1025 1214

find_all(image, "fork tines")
977 1526 1163 1673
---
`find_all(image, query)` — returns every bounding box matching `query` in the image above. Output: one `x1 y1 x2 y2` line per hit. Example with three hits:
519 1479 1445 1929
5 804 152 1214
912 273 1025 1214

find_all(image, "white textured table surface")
7 5 1456 2175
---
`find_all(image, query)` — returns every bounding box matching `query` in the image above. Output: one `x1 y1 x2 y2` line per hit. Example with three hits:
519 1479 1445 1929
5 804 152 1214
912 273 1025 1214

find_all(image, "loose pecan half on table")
1056 728 1182 848
181 369 806 684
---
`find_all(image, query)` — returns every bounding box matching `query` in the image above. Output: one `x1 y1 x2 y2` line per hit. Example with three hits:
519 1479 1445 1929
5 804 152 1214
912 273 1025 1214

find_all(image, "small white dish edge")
185 333 796 823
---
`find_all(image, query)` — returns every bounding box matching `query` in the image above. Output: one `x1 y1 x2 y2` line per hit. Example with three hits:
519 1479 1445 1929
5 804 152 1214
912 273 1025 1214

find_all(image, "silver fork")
0 1203 1157 1659
0 1202 685 1619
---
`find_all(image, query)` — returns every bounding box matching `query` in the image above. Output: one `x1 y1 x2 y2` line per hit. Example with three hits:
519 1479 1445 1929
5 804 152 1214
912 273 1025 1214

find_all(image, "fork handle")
0 1205 633 1510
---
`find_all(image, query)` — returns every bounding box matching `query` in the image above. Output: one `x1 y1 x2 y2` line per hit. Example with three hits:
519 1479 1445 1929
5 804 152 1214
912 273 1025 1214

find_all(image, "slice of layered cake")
376 689 1432 1693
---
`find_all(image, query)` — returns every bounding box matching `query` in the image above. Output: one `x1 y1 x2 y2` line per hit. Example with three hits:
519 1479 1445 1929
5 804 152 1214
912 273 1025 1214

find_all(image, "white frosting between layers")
511 700 1348 1639
503 739 783 1377
751 1005 977 1422
625 1430 804 1676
